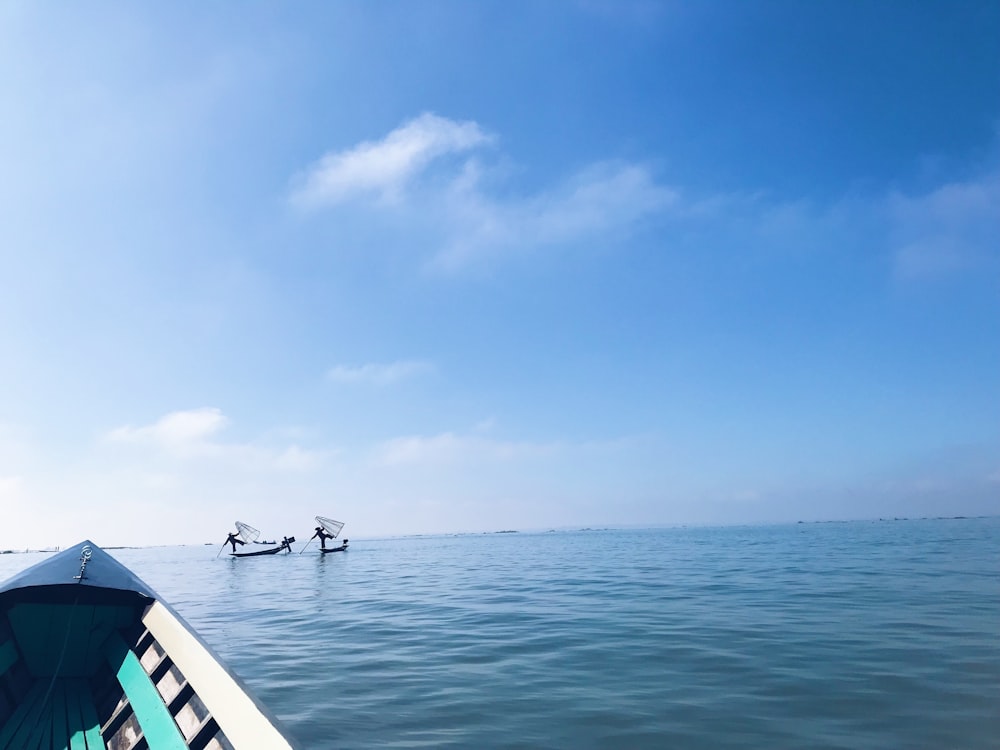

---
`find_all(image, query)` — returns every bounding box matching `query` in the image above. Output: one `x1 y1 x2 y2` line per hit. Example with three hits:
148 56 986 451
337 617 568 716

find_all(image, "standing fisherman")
225 531 246 553
313 525 336 550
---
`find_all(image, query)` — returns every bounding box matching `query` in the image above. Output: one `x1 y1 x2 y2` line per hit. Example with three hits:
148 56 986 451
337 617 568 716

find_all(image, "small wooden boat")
230 546 283 558
301 517 348 555
0 540 298 749
230 537 294 558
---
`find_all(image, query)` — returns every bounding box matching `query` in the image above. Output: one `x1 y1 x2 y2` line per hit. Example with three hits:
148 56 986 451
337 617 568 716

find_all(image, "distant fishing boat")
300 517 348 554
0 540 297 749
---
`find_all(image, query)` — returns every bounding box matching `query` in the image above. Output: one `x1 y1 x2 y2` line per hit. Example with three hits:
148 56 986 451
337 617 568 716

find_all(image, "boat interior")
0 584 235 750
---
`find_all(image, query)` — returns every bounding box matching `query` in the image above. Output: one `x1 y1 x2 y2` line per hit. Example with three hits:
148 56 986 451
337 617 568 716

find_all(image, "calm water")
2 519 998 749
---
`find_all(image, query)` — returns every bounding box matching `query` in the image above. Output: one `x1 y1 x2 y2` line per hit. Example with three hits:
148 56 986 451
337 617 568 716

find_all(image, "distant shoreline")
3 515 996 553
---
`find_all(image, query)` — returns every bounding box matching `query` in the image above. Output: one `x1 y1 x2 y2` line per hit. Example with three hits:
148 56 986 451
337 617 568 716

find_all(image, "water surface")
2 519 997 749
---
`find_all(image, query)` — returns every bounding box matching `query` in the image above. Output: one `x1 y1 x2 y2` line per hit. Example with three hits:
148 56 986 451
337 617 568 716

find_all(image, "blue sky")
1 1 998 548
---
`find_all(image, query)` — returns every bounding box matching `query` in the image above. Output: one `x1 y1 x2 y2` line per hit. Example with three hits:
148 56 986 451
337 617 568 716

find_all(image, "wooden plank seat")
0 629 190 750
0 678 102 749
0 630 110 749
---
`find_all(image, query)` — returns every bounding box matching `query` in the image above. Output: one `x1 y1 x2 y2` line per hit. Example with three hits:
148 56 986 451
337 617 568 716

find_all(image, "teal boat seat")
103 630 188 750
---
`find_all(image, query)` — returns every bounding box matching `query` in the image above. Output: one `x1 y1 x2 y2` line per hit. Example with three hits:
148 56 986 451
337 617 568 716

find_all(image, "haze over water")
2 518 997 749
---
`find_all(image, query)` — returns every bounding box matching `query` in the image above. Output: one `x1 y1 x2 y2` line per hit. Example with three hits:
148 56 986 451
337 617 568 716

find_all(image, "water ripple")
2 519 997 748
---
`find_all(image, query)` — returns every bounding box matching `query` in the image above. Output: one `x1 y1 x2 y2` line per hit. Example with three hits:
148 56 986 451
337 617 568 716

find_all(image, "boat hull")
0 540 298 749
319 545 348 554
230 545 284 557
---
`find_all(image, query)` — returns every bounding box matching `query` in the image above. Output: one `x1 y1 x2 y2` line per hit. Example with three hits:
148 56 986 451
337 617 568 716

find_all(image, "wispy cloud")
373 431 555 467
290 112 493 208
291 113 675 271
293 114 1000 282
369 430 658 469
273 444 325 471
105 408 328 471
889 169 1000 281
107 407 227 445
433 160 677 271
327 360 433 385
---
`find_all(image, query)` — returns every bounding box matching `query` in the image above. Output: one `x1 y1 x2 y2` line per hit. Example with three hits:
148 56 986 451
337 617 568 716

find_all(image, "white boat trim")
142 601 295 750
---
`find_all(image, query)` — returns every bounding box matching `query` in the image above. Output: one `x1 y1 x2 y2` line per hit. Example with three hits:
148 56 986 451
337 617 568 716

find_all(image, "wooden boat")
0 540 298 749
230 538 294 558
301 517 348 555
230 546 283 558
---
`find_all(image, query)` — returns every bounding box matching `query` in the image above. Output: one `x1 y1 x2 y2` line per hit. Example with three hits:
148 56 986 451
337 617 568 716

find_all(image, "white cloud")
107 407 228 445
291 112 493 208
292 113 1000 282
890 170 1000 281
433 160 677 271
529 163 677 240
327 360 433 385
104 408 329 472
291 114 676 271
273 445 326 471
373 432 554 467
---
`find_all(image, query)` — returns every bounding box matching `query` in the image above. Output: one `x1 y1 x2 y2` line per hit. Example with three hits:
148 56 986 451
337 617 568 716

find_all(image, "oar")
215 540 228 559
299 532 317 554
